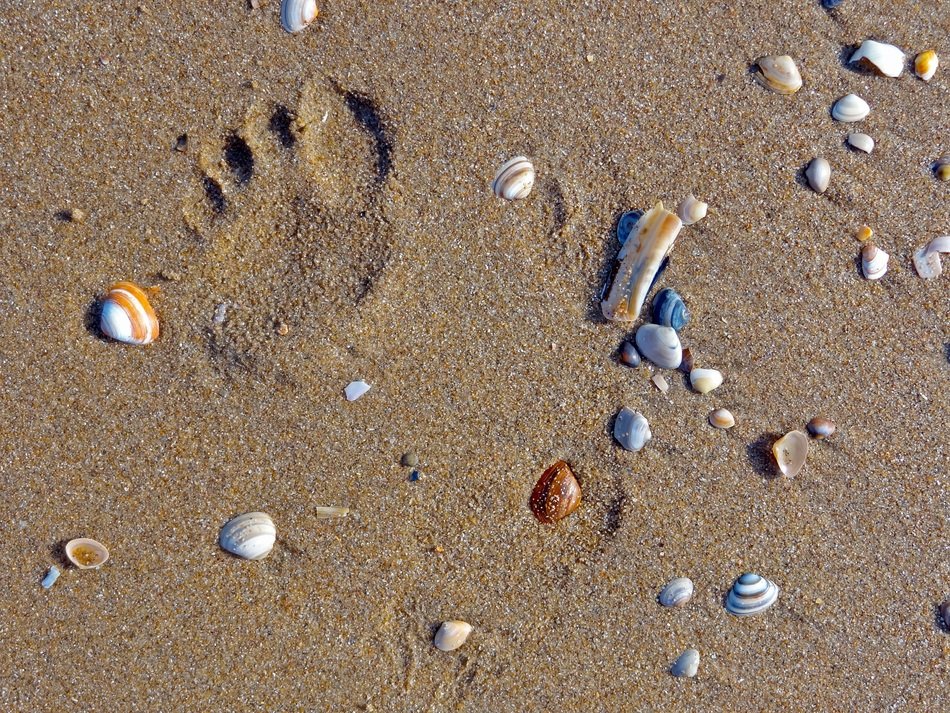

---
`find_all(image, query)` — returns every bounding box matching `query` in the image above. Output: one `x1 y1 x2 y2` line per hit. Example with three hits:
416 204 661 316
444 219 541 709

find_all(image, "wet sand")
0 1 948 710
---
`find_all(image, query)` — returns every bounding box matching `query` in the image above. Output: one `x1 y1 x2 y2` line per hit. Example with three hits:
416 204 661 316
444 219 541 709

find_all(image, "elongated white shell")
613 407 652 452
805 157 831 193
912 235 950 279
635 324 682 369
100 281 159 345
756 55 802 94
832 94 870 122
280 0 318 34
491 156 535 201
861 243 889 280
65 538 110 569
676 194 708 226
690 368 723 394
219 512 276 560
847 133 874 154
772 430 808 477
658 577 694 607
915 50 939 81
850 39 906 78
434 620 473 651
725 573 779 616
670 649 700 677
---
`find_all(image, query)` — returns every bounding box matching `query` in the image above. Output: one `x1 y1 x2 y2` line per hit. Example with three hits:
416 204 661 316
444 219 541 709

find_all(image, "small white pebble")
41 566 61 590
345 380 371 401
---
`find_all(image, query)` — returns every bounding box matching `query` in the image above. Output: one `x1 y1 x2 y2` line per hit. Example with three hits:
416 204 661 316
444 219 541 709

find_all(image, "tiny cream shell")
832 94 870 122
491 156 535 201
280 0 318 34
219 512 277 560
658 577 694 607
772 430 808 477
847 133 874 154
912 235 950 279
850 40 906 78
915 50 939 81
805 157 831 193
861 243 889 280
100 281 159 345
708 408 735 429
756 55 803 94
676 194 708 226
65 538 110 569
689 368 723 394
434 620 473 651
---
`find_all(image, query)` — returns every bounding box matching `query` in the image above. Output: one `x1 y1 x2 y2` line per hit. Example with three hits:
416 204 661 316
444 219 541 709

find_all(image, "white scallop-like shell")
613 407 652 452
912 235 950 279
280 0 318 34
850 39 906 78
725 573 779 616
676 194 708 226
65 538 110 569
434 620 473 651
708 408 735 429
847 132 874 154
670 648 700 677
100 282 159 345
635 324 682 369
689 368 723 394
219 512 276 560
772 430 808 477
658 577 694 607
832 93 870 122
756 55 802 94
805 157 831 193
915 50 939 81
491 156 535 201
861 243 889 280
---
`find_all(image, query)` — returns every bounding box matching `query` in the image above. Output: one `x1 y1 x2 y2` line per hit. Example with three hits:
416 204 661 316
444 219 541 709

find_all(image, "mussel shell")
492 156 535 201
65 538 110 569
772 430 808 477
616 210 643 245
658 577 694 608
280 0 318 33
530 460 581 524
219 512 277 560
652 288 690 331
725 573 779 616
619 341 641 367
635 324 682 369
100 281 159 345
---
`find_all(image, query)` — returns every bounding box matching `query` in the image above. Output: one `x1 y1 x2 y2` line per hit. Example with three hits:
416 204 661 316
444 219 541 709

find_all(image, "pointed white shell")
635 324 682 369
659 577 694 607
850 39 906 78
676 194 708 226
65 538 110 569
670 649 700 677
912 235 950 279
725 573 779 616
805 157 831 193
613 407 652 452
491 156 535 200
690 368 723 394
280 0 318 33
861 243 889 280
772 430 808 477
915 50 938 81
434 620 473 651
832 94 870 122
345 380 371 401
219 512 276 560
756 55 802 94
847 133 874 154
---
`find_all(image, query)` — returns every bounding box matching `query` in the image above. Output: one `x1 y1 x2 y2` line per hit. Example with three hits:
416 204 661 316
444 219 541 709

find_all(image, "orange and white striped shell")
100 281 159 345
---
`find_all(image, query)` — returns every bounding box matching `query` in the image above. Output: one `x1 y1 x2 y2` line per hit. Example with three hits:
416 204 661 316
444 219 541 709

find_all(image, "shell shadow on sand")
746 432 782 479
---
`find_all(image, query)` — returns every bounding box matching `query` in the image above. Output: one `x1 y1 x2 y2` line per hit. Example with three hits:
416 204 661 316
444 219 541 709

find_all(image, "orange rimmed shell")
530 460 582 524
100 281 159 345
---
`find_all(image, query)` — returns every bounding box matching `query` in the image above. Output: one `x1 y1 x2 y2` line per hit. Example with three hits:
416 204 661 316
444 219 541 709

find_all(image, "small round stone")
68 207 86 223
401 452 419 467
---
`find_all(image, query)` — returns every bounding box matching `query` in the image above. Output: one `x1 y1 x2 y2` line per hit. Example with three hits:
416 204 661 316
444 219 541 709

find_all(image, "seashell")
613 407 652 452
941 600 950 630
41 565 61 589
805 157 831 193
772 430 808 477
280 0 318 34
65 538 110 569
850 40 906 78
915 50 938 81
345 380 371 401
100 281 159 345
861 243 889 280
616 210 643 245
635 324 682 369
652 288 690 331
651 374 669 393
491 156 535 201
530 460 582 524
847 133 874 154
856 225 873 243
678 346 694 373
658 577 694 608
434 620 473 651
602 202 683 322
708 408 735 429
912 235 950 279
314 506 349 518
935 157 950 182
676 194 708 226
689 368 723 395
832 93 870 122
755 55 803 94
806 417 836 439
619 341 641 367
821 0 844 8
725 573 779 616
670 649 700 678
219 512 276 560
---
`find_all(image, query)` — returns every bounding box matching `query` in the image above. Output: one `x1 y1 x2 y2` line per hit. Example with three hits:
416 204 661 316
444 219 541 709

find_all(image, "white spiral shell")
725 573 779 617
219 512 277 560
280 0 318 34
491 156 535 200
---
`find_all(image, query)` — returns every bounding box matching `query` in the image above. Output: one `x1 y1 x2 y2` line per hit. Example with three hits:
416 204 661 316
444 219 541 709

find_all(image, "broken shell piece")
280 0 318 34
635 324 682 369
530 460 582 524
601 202 683 322
678 347 694 373
861 243 889 280
651 374 669 393
434 620 473 651
805 157 831 193
689 368 723 394
708 408 735 429
614 407 652 452
676 194 708 226
847 133 874 154
315 506 350 519
219 512 276 560
492 156 535 201
936 157 950 182
65 538 110 569
772 430 808 477
912 235 950 279
850 39 906 78
670 649 700 678
756 55 803 94
806 417 836 439
345 380 371 401
915 50 939 81
41 566 61 589
832 93 870 122
941 600 950 630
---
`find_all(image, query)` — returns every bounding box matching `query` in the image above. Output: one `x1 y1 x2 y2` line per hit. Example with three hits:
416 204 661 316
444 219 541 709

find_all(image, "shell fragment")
345 380 371 401
912 235 950 279
850 40 906 78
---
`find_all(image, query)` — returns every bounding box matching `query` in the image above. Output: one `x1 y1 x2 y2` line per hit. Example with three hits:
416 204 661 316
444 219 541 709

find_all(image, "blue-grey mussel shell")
652 288 689 331
616 210 643 245
725 573 779 616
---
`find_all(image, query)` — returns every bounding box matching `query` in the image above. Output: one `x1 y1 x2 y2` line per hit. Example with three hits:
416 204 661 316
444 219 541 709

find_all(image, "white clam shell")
613 407 652 452
850 39 906 78
280 0 318 34
915 50 938 81
434 620 473 651
676 194 708 226
708 408 735 429
861 243 889 280
670 648 700 678
847 132 874 154
912 235 950 279
219 512 276 560
832 93 870 122
805 157 831 193
772 430 808 477
491 156 535 201
756 55 802 94
634 324 682 369
725 573 779 616
689 368 723 394
65 538 110 569
658 577 694 607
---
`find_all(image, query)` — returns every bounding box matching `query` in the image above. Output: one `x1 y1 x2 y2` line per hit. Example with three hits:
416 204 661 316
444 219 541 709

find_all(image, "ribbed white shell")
280 0 318 34
219 512 276 560
491 156 535 200
832 94 870 122
847 133 874 154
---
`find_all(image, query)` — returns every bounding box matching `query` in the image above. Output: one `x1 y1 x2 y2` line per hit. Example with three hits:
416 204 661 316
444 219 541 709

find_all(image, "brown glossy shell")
530 460 581 524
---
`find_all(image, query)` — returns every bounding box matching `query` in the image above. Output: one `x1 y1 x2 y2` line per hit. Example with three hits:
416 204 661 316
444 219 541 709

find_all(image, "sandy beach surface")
1 1 948 710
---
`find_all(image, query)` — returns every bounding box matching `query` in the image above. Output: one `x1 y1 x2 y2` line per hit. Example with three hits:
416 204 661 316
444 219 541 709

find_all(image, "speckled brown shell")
530 460 581 524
